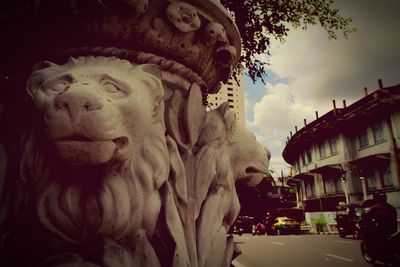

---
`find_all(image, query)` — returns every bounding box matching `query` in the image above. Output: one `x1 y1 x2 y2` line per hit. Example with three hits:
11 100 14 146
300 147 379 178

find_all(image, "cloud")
266 0 400 107
248 82 316 175
244 0 400 176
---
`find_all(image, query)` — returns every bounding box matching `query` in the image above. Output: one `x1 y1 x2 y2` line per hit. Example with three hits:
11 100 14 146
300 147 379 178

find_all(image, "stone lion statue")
3 56 188 267
194 103 270 267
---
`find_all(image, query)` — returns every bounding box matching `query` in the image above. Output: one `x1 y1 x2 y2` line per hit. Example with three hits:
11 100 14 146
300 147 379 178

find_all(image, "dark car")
234 216 254 234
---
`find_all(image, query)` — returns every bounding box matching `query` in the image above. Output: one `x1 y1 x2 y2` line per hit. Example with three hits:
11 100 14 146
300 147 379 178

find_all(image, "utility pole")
341 171 350 204
359 176 368 201
281 170 286 217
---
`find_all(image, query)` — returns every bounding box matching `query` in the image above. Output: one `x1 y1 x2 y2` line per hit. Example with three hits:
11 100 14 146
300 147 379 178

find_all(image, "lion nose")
54 83 103 116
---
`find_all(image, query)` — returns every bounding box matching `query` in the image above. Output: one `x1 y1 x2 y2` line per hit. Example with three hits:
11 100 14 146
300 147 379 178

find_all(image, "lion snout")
54 88 103 117
47 87 116 137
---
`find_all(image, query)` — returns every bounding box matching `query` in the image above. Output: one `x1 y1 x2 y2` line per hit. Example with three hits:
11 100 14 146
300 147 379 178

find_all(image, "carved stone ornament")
166 1 201 32
204 22 229 47
124 0 149 18
0 1 270 267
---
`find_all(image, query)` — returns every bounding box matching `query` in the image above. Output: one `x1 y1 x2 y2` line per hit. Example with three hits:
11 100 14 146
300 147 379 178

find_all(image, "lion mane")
19 129 169 243
7 56 180 266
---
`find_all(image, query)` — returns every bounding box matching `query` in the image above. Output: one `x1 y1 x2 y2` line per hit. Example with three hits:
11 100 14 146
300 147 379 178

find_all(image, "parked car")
271 217 300 235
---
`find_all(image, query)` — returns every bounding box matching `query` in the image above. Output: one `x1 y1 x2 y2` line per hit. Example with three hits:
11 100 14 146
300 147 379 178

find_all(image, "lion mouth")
245 166 265 176
57 135 128 149
54 135 129 165
59 135 94 142
239 166 267 186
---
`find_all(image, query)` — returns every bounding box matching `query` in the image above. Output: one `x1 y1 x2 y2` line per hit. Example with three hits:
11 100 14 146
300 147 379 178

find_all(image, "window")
306 149 312 163
305 178 315 197
329 137 338 155
229 105 234 108
379 165 393 187
228 93 233 97
301 154 306 166
359 129 369 148
228 99 234 103
323 177 334 194
319 143 326 158
227 87 233 91
323 176 343 194
336 178 344 193
365 171 377 190
372 122 385 143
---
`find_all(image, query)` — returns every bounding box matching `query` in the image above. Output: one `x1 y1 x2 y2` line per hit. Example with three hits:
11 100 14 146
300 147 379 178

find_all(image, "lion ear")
32 60 58 72
136 64 162 81
136 64 164 120
27 61 60 97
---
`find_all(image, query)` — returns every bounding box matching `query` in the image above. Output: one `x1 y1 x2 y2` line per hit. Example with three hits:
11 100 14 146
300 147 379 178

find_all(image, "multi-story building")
207 75 245 126
282 81 400 232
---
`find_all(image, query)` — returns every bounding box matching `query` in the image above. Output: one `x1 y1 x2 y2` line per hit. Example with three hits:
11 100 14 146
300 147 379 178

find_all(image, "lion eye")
100 78 127 97
42 79 70 93
103 81 121 93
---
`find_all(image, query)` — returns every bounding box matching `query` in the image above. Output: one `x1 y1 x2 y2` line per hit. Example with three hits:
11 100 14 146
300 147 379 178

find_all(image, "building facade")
207 75 246 126
283 82 400 231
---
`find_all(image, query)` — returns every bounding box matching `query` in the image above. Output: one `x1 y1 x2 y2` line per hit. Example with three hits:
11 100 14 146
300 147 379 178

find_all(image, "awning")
349 153 390 169
310 164 343 176
286 178 302 186
290 172 314 181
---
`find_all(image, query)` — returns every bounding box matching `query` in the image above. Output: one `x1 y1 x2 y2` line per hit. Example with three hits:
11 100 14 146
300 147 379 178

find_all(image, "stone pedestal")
0 1 270 266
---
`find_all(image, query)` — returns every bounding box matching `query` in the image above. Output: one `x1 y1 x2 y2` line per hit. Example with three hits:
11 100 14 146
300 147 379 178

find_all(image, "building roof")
282 83 400 165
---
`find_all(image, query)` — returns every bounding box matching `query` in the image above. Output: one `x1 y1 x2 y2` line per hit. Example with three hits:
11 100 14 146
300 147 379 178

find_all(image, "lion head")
197 102 270 185
194 103 270 267
228 121 271 187
194 103 270 225
20 56 169 246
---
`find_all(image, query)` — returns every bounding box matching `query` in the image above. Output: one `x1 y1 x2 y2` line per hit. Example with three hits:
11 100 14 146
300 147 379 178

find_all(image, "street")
232 234 371 267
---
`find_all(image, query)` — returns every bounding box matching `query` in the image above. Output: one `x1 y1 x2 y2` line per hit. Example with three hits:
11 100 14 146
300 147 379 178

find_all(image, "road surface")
232 234 371 267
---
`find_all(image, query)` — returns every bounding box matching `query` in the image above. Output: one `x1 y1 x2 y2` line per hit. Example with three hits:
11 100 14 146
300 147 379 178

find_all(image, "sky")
243 0 400 177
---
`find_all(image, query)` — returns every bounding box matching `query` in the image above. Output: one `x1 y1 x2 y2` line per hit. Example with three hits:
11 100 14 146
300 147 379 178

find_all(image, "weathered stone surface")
0 1 270 266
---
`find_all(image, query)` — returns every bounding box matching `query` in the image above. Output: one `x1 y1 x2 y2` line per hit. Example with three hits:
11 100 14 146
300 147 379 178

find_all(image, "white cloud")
248 82 316 176
245 0 400 176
